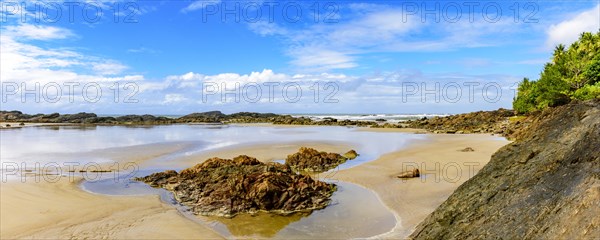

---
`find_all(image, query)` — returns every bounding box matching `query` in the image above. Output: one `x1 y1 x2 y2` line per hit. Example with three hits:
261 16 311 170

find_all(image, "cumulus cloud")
0 23 143 113
546 4 600 48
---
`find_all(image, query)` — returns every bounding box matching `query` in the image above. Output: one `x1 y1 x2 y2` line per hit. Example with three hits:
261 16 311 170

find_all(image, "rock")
19 122 25 126
0 110 381 127
410 99 600 239
405 108 522 138
459 147 475 152
285 147 352 172
343 150 359 160
136 155 336 218
56 112 97 123
5 124 10 127
397 169 420 178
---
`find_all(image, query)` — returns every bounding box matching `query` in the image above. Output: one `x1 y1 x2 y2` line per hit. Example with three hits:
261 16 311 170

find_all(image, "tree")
513 30 600 114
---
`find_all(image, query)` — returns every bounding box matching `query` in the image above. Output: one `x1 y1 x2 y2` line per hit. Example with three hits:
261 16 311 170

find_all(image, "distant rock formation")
0 110 378 126
410 100 600 239
135 155 336 218
405 108 518 136
285 147 355 172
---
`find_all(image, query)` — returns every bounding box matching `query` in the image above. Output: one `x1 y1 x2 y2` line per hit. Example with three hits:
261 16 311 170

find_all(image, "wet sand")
0 178 224 239
0 128 508 239
336 131 509 238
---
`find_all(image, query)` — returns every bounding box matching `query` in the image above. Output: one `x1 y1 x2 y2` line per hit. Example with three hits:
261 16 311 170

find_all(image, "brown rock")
397 169 420 178
285 147 353 172
136 155 336 218
343 150 359 160
459 147 475 152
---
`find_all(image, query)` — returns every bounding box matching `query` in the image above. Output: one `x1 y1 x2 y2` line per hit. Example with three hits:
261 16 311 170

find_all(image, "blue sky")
1 0 599 114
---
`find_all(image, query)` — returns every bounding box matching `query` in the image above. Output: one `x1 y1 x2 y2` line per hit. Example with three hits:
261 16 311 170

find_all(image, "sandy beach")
336 131 509 238
0 128 508 239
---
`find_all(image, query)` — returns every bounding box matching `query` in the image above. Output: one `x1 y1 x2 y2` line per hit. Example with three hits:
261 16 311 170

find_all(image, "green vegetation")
513 31 600 114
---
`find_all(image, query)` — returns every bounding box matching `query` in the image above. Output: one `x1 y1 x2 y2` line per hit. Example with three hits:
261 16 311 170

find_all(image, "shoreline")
0 129 508 239
336 134 508 238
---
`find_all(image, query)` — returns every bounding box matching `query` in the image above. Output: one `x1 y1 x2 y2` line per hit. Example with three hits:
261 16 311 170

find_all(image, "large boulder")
135 155 336 218
285 147 354 172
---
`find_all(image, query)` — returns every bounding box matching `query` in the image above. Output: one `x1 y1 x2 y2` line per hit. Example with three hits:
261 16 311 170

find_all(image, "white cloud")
92 61 128 75
127 47 158 54
247 21 288 36
247 4 530 72
546 4 600 48
163 94 187 104
289 49 357 71
3 23 75 40
0 23 144 113
182 0 221 12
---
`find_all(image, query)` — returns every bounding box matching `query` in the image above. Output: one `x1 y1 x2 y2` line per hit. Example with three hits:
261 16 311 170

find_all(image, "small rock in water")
344 150 359 160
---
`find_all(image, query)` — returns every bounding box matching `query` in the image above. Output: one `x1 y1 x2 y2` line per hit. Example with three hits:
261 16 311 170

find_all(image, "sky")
1 0 599 114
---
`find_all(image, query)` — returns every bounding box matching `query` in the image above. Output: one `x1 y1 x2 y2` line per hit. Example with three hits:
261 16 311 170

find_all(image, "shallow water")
81 175 396 239
1 124 425 238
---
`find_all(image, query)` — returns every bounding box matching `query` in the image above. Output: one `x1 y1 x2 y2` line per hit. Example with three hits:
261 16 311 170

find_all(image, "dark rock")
0 110 379 127
136 155 336 217
410 99 600 239
56 112 97 123
178 111 226 123
459 147 475 152
285 147 352 172
405 108 521 138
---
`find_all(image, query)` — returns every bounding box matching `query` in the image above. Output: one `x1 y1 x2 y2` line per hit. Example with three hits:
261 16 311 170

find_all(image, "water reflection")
1 124 421 238
211 212 308 238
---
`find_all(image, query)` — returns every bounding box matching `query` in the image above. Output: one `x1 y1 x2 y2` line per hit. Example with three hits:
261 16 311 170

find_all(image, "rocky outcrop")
135 155 336 218
405 108 517 135
0 110 379 126
410 100 600 239
178 111 227 123
285 147 355 172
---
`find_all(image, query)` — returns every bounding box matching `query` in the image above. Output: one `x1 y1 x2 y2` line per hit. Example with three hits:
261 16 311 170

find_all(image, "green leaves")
513 31 600 113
